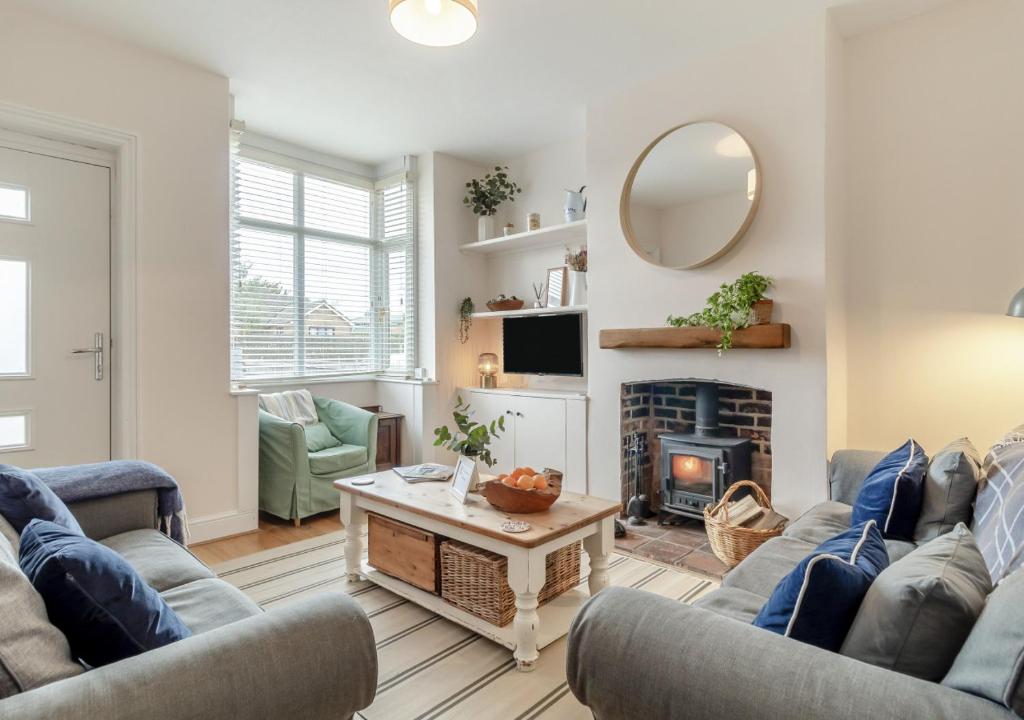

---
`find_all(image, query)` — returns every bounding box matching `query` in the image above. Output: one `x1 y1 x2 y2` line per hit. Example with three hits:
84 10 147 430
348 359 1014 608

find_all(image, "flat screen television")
502 314 584 376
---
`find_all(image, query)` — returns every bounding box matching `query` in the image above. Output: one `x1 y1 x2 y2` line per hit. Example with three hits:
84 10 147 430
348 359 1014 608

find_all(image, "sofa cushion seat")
783 501 853 545
160 578 262 635
308 444 367 476
693 586 766 623
101 529 214 592
722 535 816 597
884 538 917 563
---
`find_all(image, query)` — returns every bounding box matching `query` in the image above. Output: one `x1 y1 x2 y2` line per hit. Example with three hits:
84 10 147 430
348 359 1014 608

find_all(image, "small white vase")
567 270 588 306
478 216 495 242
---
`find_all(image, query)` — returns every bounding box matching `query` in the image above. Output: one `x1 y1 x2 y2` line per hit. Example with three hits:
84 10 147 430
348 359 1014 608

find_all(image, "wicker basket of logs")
704 480 784 568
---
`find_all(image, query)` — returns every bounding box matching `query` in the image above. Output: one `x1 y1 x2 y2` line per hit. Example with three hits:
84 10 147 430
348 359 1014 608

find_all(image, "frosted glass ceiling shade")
1008 286 1024 318
389 0 478 47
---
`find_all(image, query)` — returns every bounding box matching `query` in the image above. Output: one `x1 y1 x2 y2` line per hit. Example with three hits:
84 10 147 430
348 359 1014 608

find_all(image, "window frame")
230 147 415 384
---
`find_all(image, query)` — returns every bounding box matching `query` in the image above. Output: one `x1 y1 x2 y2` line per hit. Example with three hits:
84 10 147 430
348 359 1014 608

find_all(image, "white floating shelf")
471 305 587 319
459 220 587 255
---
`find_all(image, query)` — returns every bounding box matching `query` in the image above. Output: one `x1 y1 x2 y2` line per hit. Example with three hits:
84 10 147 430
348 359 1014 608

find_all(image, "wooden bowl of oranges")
481 467 562 514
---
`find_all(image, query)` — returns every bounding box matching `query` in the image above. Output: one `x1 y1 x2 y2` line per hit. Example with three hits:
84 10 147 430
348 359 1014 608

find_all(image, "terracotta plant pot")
750 299 774 325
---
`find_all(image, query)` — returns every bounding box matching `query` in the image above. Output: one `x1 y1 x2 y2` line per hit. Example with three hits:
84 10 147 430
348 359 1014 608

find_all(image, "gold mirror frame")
619 121 763 270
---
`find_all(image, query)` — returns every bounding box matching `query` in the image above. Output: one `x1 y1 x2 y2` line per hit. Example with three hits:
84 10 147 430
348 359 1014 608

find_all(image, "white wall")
0 7 243 532
585 13 830 519
650 190 753 268
841 0 1024 454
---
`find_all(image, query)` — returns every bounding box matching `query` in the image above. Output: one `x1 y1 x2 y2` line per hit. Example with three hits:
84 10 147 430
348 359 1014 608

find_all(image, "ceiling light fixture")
1008 286 1024 318
389 0 478 47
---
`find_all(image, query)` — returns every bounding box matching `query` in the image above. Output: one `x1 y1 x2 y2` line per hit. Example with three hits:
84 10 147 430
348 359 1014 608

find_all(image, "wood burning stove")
658 383 752 522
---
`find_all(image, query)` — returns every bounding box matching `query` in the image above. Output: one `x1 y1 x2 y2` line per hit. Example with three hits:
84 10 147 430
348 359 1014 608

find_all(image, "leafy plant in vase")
433 396 506 484
666 271 774 354
464 166 523 242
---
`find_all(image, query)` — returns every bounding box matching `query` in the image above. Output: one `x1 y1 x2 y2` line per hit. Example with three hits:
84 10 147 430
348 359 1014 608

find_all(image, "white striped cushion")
973 426 1024 584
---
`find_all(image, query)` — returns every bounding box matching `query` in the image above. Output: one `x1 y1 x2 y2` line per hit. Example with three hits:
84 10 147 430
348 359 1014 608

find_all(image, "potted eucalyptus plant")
433 396 506 483
666 271 774 354
464 166 523 242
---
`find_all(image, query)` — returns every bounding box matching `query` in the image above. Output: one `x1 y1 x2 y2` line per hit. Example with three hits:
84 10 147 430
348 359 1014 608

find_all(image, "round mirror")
620 122 761 269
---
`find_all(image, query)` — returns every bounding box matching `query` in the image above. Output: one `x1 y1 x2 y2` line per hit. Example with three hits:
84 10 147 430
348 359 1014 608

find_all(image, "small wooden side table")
361 405 404 470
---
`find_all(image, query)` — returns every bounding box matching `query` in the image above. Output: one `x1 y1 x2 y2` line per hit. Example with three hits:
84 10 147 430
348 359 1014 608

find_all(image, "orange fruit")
532 474 548 490
516 475 536 490
520 466 536 476
501 475 518 487
510 468 526 480
496 473 508 481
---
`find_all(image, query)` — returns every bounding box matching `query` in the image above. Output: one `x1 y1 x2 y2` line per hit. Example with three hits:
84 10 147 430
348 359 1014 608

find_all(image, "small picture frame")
449 456 479 504
546 266 567 307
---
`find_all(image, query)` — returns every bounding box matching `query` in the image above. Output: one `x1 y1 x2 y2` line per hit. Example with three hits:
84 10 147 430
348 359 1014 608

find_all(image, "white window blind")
230 135 416 382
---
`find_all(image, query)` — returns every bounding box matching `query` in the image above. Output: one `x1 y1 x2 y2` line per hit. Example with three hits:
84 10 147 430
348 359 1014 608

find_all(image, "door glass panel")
0 259 28 374
0 185 29 220
0 413 28 450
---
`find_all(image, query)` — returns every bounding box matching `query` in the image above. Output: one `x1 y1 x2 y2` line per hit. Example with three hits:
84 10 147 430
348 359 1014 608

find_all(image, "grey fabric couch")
566 450 1014 720
0 485 377 720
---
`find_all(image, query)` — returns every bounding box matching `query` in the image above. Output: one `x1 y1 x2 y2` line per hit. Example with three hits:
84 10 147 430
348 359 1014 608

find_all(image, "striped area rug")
214 531 717 719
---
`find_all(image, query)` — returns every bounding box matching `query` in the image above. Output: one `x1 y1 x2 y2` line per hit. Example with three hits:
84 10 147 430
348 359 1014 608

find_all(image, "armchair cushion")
305 422 342 453
19 520 191 668
0 464 83 536
309 445 368 476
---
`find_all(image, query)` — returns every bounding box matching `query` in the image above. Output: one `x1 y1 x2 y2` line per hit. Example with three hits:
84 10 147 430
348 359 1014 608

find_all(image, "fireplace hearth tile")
673 549 730 579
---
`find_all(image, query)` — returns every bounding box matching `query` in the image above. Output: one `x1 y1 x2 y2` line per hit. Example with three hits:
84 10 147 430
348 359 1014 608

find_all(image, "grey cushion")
914 438 982 543
0 529 83 698
783 501 852 545
693 586 766 623
944 566 1024 715
100 529 214 592
308 444 367 476
884 539 918 563
722 535 816 597
161 578 262 635
829 449 887 504
973 426 1024 583
842 523 991 681
0 513 19 561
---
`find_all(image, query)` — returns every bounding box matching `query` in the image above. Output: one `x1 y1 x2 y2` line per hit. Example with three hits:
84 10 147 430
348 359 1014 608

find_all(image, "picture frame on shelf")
546 266 567 307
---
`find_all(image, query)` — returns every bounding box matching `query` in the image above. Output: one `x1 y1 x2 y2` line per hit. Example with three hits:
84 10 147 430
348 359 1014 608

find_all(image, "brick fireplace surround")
613 380 774 578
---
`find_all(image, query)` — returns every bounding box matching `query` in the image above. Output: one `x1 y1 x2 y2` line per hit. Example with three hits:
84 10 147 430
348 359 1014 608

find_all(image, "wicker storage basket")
440 540 581 627
704 481 784 568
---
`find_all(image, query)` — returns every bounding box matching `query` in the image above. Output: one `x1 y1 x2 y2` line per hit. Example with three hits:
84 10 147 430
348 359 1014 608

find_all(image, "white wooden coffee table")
335 471 619 671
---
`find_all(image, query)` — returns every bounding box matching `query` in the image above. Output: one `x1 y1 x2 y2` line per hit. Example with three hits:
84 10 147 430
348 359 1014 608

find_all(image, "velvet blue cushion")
851 439 928 541
0 464 83 536
19 519 191 667
753 520 890 651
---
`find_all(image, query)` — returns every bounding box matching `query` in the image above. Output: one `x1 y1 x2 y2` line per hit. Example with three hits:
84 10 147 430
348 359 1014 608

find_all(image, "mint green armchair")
258 396 378 525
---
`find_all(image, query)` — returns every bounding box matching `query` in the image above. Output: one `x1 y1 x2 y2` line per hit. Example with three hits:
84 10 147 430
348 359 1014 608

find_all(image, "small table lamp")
478 353 499 388
1008 286 1024 318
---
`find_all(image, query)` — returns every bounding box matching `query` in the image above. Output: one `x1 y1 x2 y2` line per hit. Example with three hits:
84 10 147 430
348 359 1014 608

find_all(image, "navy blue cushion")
19 519 191 667
851 439 928 541
753 520 890 651
0 464 83 536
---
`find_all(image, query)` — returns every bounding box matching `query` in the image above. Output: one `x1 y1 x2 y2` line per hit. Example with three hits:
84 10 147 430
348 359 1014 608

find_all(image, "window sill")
230 373 436 395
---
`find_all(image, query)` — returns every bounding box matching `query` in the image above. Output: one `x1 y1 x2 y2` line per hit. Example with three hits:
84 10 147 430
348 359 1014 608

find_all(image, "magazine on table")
393 463 454 483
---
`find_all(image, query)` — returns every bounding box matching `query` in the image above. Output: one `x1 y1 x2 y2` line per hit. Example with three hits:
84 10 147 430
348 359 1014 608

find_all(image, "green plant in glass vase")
433 396 506 468
667 271 773 354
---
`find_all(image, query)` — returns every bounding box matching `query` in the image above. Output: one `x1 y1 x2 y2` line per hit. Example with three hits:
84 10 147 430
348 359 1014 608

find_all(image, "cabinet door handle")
506 410 513 415
516 411 524 418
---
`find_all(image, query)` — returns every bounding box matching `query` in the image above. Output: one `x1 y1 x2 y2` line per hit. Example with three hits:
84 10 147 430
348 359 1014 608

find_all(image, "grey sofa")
0 483 377 720
566 450 1014 720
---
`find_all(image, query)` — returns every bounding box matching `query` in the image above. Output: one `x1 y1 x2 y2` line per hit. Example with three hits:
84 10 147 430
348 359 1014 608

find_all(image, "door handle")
71 332 104 381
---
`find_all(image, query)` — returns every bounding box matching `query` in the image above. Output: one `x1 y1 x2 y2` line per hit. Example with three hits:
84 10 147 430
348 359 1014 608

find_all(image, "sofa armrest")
0 592 377 720
66 489 159 540
258 409 308 476
315 397 378 466
828 449 887 504
567 587 1010 720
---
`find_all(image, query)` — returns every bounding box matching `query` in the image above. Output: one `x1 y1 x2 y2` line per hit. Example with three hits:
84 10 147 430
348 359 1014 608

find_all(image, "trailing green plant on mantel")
667 271 774 354
463 166 522 216
458 297 474 344
433 396 506 468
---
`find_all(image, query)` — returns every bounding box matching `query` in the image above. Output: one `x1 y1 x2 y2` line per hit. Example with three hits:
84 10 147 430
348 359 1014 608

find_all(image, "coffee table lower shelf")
360 562 590 652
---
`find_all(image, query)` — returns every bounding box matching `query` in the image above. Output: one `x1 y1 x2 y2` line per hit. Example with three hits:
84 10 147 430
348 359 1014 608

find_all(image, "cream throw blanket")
258 389 319 425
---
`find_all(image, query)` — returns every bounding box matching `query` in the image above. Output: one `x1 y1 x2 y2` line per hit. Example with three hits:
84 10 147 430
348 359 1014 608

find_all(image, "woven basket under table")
439 539 581 627
704 480 784 568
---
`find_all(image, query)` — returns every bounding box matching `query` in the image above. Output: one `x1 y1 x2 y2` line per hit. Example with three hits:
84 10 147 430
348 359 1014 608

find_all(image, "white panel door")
0 146 111 467
512 396 566 474
463 390 516 474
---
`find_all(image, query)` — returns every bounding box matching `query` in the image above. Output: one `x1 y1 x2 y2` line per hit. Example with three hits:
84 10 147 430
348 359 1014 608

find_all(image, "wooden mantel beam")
598 324 791 350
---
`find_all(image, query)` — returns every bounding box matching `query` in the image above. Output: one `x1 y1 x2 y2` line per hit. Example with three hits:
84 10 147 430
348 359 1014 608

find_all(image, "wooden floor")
190 511 342 565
